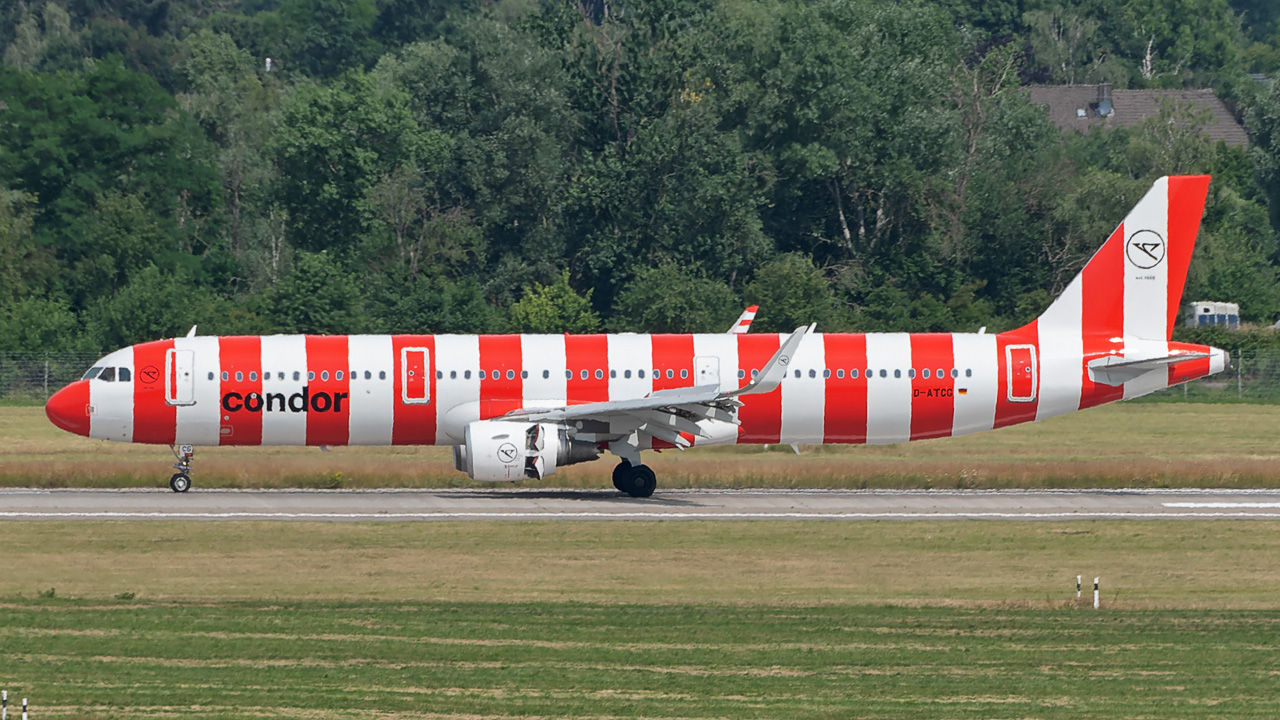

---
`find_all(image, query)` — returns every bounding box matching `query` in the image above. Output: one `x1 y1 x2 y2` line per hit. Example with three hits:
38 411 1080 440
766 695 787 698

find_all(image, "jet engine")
453 420 601 481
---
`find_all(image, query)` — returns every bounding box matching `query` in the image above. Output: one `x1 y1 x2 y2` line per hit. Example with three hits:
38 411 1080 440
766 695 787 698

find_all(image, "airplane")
45 175 1227 497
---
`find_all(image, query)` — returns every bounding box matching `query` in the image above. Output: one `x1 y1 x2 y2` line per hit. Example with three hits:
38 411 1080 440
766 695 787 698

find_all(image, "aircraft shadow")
451 488 701 506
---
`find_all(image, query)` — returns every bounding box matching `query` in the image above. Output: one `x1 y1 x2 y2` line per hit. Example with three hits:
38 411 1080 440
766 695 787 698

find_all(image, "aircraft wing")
727 305 758 334
505 324 812 448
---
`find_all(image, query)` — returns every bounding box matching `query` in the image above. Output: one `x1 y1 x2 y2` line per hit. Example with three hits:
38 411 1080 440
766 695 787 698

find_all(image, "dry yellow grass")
5 403 1280 488
4 520 1280 608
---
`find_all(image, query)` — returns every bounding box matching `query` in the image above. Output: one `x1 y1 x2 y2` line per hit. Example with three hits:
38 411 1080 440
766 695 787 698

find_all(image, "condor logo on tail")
221 386 349 414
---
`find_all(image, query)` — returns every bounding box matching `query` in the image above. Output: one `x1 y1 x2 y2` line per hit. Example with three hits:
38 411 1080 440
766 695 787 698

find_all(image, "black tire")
169 473 191 493
619 464 657 498
611 461 631 492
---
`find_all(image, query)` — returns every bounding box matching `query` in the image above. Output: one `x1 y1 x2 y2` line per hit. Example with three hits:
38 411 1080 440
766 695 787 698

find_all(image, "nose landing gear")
169 444 194 493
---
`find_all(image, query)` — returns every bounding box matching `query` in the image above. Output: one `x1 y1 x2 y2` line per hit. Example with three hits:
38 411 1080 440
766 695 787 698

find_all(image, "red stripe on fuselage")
478 334 523 418
993 323 1040 429
650 334 694 392
131 339 176 445
737 334 782 444
565 335 609 404
304 335 350 446
218 336 263 446
822 333 868 444
392 335 436 445
1080 224 1127 409
908 334 955 440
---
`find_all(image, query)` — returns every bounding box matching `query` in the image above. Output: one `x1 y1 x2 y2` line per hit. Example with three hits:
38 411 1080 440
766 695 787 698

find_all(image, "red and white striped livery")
46 176 1228 496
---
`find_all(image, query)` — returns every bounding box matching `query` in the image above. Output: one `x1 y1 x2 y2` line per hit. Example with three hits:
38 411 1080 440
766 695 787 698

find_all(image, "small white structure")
1186 301 1239 329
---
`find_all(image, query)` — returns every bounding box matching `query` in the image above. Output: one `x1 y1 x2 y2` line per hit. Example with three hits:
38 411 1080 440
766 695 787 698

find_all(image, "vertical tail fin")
1038 175 1210 341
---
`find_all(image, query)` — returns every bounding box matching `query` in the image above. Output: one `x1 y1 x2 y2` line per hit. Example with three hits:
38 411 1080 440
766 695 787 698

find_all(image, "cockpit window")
118 367 131 382
82 366 104 380
99 367 116 382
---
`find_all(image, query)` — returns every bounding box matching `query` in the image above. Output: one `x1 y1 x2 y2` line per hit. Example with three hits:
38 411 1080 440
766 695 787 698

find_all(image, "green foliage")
266 251 367 334
508 271 600 333
609 263 740 333
0 0 1276 350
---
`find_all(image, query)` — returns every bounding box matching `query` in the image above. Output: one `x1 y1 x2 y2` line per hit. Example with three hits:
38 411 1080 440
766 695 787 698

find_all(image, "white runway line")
1162 502 1280 508
5 511 1280 520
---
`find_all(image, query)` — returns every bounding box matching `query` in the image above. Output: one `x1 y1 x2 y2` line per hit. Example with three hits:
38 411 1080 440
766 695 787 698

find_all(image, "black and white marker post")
1076 575 1081 599
1093 577 1100 609
3 689 7 720
20 698 25 720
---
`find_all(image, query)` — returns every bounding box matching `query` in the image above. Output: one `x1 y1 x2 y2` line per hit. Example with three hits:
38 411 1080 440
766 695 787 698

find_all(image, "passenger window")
737 369 745 379
321 371 329 381
436 371 443 380
208 372 215 381
680 369 688 379
852 369 860 379
808 369 816 378
751 369 759 378
894 369 902 379
542 370 549 379
823 369 831 378
922 369 930 379
879 369 887 378
610 369 616 379
965 369 972 377
365 371 372 380
837 369 844 379
666 369 674 379
308 371 315 381
794 369 801 378
595 369 604 380
521 370 528 379
222 371 229 381
250 371 258 381
379 371 386 380
639 369 646 378
937 368 945 378
507 370 515 380
336 371 344 381
582 370 589 380
626 370 633 379
566 370 572 379
236 371 243 382
951 368 958 378
464 370 472 380
450 370 457 379
907 369 915 379
293 371 300 381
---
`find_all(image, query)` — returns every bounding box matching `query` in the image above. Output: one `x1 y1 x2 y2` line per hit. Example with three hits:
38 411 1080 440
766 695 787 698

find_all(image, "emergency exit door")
401 347 431 404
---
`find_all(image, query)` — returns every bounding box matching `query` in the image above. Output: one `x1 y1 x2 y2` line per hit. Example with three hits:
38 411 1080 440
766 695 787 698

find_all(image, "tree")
508 271 600 333
743 254 846 332
609 262 740 332
265 251 367 333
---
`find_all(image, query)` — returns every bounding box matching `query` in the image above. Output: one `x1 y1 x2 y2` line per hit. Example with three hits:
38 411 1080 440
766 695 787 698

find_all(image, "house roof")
1026 85 1249 148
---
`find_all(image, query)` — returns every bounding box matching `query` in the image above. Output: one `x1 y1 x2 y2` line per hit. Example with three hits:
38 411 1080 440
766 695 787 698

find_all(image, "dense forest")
4 0 1280 352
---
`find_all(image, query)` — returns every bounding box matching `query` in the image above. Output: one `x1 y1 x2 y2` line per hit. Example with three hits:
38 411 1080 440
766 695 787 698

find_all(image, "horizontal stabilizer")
1087 352 1210 386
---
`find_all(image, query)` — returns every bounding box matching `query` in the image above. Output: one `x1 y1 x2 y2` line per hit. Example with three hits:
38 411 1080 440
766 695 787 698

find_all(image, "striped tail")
1000 175 1220 425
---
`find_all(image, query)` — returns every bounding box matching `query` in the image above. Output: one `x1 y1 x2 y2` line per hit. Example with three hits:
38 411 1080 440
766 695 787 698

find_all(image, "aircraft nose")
46 380 91 437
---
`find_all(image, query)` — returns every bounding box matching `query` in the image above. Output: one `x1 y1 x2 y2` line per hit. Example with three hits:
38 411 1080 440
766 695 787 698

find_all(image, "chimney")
1096 82 1114 118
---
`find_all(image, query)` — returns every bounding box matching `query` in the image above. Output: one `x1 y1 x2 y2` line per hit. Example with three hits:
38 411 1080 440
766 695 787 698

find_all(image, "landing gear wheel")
616 464 657 498
169 473 191 493
612 461 632 493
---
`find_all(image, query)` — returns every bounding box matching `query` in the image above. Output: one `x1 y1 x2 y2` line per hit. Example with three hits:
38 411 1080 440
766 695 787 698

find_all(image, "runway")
3 487 1280 521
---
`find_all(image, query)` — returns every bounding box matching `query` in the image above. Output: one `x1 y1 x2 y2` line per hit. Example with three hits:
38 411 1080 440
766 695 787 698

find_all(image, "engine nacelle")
453 420 600 482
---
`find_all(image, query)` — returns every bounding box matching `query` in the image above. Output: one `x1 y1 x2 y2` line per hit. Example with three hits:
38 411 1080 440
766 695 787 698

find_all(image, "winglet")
728 324 810 397
186 325 198 338
727 305 759 334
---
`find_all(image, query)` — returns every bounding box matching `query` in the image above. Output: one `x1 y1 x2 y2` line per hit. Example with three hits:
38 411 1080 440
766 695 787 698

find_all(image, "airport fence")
0 352 101 403
2 350 1280 404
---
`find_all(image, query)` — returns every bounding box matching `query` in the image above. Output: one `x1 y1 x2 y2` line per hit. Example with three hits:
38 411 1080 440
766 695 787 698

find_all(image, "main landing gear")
612 460 657 498
169 444 194 493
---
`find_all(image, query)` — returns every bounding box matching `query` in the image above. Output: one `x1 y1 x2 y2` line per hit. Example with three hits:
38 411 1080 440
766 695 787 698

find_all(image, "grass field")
6 403 1280 489
3 520 1280 718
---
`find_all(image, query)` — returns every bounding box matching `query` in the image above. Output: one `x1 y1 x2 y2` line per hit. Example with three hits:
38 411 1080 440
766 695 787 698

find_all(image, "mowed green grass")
3 601 1278 719
7 402 1280 489
3 521 1280 718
